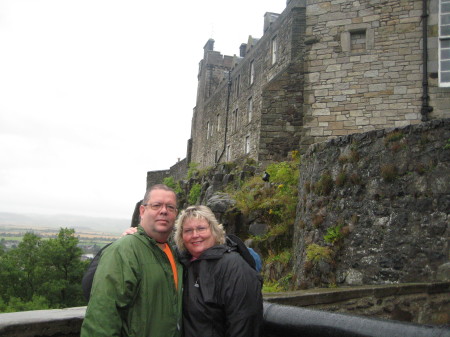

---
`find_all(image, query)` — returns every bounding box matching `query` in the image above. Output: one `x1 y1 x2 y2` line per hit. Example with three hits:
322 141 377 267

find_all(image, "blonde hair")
174 205 226 252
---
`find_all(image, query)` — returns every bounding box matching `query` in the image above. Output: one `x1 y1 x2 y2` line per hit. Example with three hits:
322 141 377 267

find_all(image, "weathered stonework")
184 0 449 172
189 1 306 169
294 118 450 288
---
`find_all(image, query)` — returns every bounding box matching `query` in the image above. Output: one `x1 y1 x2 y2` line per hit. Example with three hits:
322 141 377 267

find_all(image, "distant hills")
0 212 130 235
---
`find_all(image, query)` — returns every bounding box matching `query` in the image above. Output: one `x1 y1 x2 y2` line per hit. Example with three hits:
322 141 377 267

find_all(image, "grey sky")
0 0 286 220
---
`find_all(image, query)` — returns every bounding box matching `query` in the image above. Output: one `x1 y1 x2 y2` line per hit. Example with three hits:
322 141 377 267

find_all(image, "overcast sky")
0 0 287 220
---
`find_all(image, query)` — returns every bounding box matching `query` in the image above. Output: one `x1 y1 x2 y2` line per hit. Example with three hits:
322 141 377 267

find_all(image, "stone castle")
148 0 449 184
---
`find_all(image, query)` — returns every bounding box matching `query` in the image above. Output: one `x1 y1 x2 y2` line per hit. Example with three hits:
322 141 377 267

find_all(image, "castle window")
226 145 231 161
215 150 218 163
247 97 253 123
350 30 366 53
245 136 250 154
217 114 220 132
206 122 210 140
233 109 238 132
271 36 278 65
236 74 241 97
249 60 255 85
440 0 450 86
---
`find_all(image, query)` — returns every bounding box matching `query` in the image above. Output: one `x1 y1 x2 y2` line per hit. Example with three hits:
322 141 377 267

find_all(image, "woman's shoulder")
215 248 251 270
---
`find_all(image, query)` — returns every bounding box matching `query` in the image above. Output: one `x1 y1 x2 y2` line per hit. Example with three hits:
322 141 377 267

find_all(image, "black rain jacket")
179 238 263 337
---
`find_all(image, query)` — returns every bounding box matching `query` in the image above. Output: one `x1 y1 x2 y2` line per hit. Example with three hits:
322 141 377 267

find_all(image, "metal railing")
0 302 449 337
263 302 450 337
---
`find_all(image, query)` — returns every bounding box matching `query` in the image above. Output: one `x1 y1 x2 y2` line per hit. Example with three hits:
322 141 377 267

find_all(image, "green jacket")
81 226 183 337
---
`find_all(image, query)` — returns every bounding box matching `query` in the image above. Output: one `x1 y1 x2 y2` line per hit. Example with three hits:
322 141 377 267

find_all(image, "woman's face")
182 218 216 258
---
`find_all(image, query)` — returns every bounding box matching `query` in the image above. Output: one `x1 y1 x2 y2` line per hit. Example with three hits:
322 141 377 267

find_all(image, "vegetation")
188 183 202 204
306 244 332 264
163 176 182 194
381 164 398 182
314 171 333 195
384 131 404 144
187 162 200 179
0 228 89 312
228 152 300 240
444 138 450 150
324 224 344 245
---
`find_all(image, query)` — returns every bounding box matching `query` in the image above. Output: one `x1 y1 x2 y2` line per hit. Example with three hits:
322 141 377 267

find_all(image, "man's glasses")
143 203 178 213
182 226 209 236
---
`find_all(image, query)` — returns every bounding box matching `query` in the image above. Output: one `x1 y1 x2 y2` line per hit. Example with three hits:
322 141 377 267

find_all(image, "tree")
38 228 88 307
0 228 89 312
4 232 43 302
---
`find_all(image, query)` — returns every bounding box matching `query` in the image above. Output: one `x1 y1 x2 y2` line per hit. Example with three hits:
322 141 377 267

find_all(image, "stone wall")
145 159 188 191
293 118 450 288
265 282 450 325
189 1 306 168
146 169 171 191
300 0 450 150
152 0 449 178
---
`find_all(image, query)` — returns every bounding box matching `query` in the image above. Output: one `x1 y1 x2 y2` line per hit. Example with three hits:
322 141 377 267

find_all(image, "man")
81 184 182 337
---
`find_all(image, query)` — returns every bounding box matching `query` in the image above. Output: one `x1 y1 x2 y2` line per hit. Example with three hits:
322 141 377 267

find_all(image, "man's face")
139 189 178 238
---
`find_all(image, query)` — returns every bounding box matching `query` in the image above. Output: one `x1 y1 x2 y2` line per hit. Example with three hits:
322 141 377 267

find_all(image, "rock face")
293 119 450 288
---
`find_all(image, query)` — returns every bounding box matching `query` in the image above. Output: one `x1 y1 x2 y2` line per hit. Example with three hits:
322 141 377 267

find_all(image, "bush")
314 172 333 195
306 244 332 264
324 224 344 245
188 183 202 204
162 177 182 194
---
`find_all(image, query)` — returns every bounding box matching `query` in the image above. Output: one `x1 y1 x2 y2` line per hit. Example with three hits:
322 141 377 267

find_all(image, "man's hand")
121 227 138 236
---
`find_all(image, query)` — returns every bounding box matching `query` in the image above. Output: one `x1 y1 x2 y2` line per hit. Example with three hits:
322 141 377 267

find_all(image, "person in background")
174 205 263 337
81 184 183 337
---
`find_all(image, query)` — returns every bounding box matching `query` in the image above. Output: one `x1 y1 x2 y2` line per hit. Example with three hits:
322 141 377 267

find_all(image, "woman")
174 205 263 337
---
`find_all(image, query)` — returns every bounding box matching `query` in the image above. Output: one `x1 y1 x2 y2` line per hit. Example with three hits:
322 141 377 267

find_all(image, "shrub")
187 162 199 179
335 170 347 187
230 157 299 229
312 213 324 227
188 183 202 204
381 164 398 182
324 224 344 245
384 131 404 145
306 244 332 264
266 250 291 265
314 172 333 195
444 139 450 150
262 281 283 293
162 177 182 194
349 173 362 185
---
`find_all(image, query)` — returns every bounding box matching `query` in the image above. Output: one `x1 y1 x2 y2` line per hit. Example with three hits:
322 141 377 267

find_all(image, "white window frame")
247 97 253 123
226 145 231 161
271 36 278 65
217 114 220 132
206 122 210 139
249 60 255 85
440 0 450 86
245 135 250 154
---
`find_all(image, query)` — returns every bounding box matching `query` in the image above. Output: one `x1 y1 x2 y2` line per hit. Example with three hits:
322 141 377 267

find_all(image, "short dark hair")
142 184 177 204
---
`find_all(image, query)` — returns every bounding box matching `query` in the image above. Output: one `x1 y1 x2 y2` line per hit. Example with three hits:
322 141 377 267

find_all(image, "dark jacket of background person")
81 226 183 337
179 241 263 337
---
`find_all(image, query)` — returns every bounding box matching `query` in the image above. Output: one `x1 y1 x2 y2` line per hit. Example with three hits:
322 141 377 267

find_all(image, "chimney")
239 43 247 57
264 12 280 33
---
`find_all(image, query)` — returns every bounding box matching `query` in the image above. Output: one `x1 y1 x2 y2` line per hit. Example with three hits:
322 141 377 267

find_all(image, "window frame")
247 97 253 123
271 36 278 65
244 135 250 154
439 0 450 87
249 60 255 85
